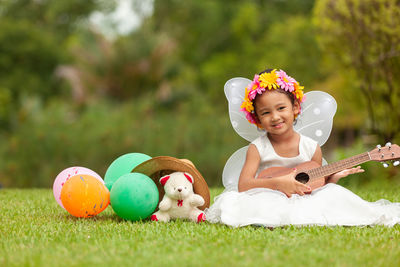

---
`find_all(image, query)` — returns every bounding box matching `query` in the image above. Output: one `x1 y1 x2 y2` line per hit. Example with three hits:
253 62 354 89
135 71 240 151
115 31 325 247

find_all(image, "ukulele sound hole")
295 172 310 184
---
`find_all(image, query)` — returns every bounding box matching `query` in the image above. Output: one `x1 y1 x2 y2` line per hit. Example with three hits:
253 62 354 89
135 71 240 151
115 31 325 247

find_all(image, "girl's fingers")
296 181 311 190
297 190 305 196
295 182 311 195
356 167 365 173
336 166 364 177
349 168 364 174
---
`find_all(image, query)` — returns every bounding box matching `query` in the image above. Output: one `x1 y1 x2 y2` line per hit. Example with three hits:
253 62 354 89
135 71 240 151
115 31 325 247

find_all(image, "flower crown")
240 69 305 128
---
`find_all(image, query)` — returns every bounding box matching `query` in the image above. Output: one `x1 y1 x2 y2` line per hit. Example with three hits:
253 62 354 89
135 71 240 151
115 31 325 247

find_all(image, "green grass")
1 186 400 267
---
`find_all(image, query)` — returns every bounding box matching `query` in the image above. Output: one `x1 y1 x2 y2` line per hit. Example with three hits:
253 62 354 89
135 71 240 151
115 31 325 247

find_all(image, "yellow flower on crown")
259 69 279 90
240 88 254 113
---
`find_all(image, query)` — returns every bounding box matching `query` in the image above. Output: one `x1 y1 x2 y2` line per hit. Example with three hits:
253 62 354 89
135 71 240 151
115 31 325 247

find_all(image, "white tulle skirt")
205 184 400 227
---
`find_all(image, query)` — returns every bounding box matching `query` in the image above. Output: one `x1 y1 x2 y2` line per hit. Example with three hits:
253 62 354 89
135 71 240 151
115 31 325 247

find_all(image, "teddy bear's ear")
183 173 193 184
160 175 170 186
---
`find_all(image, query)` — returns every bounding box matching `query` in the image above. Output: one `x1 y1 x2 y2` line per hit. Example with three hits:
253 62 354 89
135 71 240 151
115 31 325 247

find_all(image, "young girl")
206 69 400 227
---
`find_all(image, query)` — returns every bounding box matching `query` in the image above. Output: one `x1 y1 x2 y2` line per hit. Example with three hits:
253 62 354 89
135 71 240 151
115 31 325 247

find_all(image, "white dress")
206 134 400 227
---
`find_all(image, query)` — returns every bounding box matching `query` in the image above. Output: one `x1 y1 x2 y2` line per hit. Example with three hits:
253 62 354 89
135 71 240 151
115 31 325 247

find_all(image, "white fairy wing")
222 146 248 191
224 78 265 142
294 91 337 146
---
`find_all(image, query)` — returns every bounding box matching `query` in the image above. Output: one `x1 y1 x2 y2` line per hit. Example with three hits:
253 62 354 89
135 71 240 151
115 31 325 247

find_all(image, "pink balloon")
53 166 103 210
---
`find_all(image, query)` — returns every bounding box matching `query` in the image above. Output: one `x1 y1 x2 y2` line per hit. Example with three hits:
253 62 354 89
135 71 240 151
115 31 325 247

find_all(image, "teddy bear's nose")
178 188 182 192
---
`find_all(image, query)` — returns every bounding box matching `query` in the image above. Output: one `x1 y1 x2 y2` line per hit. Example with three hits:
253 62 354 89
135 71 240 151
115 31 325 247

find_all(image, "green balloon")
104 153 151 191
110 173 159 221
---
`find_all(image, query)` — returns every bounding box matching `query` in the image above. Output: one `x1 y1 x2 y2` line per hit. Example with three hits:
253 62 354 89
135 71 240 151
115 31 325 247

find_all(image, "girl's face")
254 90 300 136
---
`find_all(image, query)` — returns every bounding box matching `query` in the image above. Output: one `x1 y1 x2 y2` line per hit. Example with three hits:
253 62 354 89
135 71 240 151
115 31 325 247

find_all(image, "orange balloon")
60 174 110 218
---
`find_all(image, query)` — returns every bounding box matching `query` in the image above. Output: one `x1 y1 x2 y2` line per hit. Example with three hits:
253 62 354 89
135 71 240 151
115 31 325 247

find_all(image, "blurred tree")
62 0 319 104
0 0 116 130
256 15 323 86
0 0 115 37
0 18 62 129
59 24 177 102
149 0 319 104
314 0 400 142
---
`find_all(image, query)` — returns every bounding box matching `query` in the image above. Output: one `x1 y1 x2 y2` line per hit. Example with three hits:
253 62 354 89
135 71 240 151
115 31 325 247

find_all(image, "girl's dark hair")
258 68 296 106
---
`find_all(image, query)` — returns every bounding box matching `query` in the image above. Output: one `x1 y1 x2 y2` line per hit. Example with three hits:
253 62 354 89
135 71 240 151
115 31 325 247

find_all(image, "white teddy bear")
150 172 206 223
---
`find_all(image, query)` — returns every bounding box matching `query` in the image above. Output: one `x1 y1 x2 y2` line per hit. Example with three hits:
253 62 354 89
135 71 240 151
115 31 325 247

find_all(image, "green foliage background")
0 0 399 187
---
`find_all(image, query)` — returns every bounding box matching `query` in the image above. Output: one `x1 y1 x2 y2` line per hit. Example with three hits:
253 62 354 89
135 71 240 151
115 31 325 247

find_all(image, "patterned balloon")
60 175 110 218
53 167 103 210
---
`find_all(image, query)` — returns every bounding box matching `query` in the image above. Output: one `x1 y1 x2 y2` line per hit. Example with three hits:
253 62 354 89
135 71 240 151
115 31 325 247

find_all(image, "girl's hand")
275 169 311 198
326 166 364 184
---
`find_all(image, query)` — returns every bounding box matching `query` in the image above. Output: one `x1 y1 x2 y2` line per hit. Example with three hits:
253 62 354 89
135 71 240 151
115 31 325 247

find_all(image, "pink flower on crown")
276 70 296 92
245 111 257 125
256 86 265 95
248 88 258 101
247 75 261 101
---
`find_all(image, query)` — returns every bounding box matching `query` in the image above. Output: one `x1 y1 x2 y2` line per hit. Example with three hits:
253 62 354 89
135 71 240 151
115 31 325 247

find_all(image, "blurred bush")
0 92 246 187
2 91 398 188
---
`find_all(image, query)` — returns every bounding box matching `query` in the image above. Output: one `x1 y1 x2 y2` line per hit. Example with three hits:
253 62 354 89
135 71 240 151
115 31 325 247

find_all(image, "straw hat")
132 156 210 210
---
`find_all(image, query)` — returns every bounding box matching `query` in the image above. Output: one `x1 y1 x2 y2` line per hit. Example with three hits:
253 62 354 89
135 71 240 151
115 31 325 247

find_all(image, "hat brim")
132 156 210 210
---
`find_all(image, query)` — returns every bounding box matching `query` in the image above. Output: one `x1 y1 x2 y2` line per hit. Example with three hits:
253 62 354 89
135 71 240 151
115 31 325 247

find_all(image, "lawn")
1 185 400 267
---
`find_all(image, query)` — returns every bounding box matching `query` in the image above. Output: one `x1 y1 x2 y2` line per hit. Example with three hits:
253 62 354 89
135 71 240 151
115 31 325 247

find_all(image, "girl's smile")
272 122 283 129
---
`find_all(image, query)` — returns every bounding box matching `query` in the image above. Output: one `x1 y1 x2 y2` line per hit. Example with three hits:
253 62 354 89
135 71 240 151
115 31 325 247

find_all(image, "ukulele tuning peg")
385 142 392 148
382 162 389 168
377 144 382 151
393 161 400 167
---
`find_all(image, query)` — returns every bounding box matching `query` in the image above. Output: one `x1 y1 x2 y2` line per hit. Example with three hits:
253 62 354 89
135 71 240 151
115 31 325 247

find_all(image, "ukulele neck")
307 152 371 180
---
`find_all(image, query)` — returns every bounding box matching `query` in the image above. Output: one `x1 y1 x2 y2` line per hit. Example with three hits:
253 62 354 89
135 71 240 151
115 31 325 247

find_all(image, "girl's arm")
325 167 364 184
311 144 323 166
238 144 311 197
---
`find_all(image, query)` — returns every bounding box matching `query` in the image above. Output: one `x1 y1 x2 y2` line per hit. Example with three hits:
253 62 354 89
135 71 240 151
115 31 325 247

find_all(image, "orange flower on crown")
293 82 304 100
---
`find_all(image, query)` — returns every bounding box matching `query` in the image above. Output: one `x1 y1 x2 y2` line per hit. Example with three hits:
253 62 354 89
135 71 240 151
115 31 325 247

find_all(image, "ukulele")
257 143 400 190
